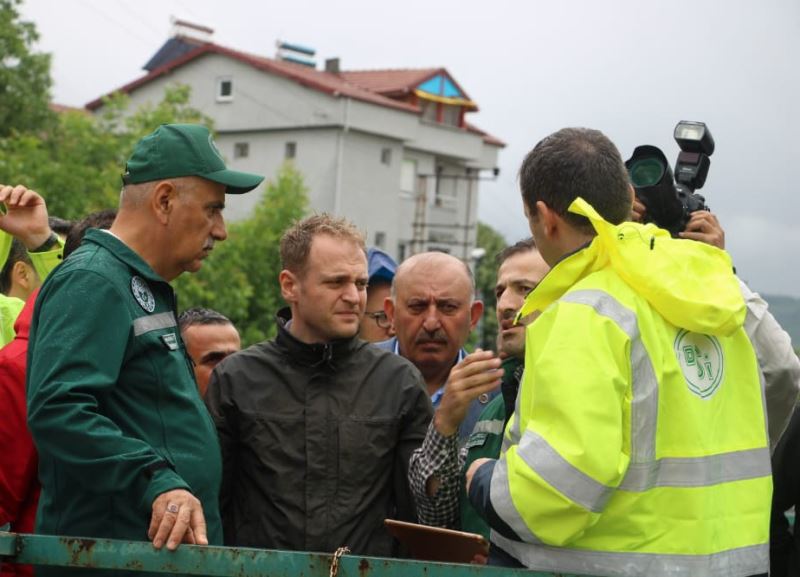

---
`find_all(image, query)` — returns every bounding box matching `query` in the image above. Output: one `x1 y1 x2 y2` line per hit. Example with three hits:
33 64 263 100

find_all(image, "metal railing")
0 532 587 577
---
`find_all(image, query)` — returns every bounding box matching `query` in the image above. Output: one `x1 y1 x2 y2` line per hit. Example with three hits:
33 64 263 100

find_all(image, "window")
216 77 233 102
233 142 249 159
420 100 437 122
434 166 457 207
442 105 461 127
400 159 417 193
381 148 392 165
374 231 386 248
285 142 297 159
397 242 407 262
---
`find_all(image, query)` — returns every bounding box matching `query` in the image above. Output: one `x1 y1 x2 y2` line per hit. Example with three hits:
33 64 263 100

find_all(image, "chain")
329 546 350 577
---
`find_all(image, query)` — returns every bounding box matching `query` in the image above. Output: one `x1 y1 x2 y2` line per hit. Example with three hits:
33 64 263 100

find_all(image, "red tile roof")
341 68 478 111
86 42 419 114
84 41 503 147
339 68 440 96
465 122 505 147
49 103 87 114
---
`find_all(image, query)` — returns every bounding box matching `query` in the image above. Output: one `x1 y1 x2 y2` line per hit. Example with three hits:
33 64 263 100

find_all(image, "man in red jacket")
0 208 116 577
0 288 39 577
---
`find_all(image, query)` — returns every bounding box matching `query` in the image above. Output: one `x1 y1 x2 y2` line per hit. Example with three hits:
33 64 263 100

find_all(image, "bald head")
386 251 482 392
392 252 474 301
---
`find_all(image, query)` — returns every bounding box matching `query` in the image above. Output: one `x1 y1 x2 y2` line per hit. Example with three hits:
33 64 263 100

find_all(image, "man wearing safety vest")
465 127 771 577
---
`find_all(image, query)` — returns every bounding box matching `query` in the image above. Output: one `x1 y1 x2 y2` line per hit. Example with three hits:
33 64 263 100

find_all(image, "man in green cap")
26 124 263 575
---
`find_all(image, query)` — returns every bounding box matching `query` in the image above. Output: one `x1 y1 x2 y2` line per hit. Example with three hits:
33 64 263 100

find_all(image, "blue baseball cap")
367 248 397 284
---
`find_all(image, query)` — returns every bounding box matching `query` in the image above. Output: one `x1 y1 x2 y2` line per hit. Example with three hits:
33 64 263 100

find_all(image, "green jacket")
26 230 222 576
460 357 522 539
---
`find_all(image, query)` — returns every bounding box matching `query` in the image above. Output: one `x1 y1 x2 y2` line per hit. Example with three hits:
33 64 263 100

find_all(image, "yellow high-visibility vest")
492 199 771 577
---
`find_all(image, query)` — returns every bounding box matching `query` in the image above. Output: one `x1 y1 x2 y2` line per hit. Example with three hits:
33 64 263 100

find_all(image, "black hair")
0 239 32 295
178 307 233 333
518 127 631 233
63 209 117 258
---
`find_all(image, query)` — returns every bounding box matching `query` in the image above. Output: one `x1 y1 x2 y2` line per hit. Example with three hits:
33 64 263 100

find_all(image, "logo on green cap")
208 134 224 163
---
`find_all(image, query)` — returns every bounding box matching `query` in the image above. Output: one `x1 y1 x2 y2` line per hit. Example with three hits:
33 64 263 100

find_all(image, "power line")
78 0 161 45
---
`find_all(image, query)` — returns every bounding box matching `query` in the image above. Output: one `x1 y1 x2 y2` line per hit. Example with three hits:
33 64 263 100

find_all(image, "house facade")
87 24 503 263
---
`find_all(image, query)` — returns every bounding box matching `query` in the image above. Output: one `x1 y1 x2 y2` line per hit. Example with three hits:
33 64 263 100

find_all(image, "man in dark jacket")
206 214 432 556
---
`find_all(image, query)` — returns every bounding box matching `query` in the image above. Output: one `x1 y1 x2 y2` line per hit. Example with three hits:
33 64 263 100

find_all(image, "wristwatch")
30 232 59 253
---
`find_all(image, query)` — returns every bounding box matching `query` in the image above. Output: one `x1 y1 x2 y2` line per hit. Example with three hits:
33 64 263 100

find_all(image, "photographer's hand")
631 197 647 223
679 210 725 249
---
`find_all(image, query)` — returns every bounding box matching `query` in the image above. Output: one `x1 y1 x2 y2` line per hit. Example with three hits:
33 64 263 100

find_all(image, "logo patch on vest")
465 432 489 450
131 276 156 313
674 329 724 399
161 333 179 350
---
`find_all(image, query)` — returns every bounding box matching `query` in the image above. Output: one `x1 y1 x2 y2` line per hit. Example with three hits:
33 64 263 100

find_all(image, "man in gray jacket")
205 214 433 556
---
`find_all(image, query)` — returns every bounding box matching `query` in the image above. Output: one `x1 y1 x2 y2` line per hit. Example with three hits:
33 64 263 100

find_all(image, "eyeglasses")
364 311 391 329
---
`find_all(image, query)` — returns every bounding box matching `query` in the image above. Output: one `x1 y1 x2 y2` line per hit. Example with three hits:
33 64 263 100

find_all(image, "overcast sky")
19 0 800 297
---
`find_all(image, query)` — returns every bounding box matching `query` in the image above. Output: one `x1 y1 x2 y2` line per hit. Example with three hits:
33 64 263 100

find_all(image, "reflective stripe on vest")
133 311 177 336
472 419 504 435
561 290 659 462
489 457 543 545
491 532 769 577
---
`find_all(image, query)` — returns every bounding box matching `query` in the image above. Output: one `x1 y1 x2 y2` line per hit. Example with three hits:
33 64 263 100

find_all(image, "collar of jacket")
516 197 745 337
275 307 361 368
83 229 166 284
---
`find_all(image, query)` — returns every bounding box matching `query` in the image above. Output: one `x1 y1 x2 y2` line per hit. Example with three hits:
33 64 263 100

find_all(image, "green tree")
0 0 53 136
471 221 508 351
0 84 212 219
173 163 309 346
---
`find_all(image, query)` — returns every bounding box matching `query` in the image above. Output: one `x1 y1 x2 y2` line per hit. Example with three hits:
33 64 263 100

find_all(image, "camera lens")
628 157 665 187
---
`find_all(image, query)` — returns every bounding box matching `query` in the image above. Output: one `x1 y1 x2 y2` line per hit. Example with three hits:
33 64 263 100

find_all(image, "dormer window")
414 72 475 128
442 105 461 127
217 77 233 102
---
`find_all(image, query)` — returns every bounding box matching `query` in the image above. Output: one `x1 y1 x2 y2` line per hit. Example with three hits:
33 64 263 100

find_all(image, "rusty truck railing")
0 532 590 577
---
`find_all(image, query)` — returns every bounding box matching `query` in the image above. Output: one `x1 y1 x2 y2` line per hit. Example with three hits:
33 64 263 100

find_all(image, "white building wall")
337 130 403 254
215 128 339 220
121 53 344 132
97 51 502 262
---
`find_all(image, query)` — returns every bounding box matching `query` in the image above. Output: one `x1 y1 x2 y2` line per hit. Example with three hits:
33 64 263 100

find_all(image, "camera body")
625 121 715 237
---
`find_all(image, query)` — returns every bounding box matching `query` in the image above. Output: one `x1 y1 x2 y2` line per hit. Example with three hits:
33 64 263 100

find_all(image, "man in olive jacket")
26 124 263 577
206 214 433 556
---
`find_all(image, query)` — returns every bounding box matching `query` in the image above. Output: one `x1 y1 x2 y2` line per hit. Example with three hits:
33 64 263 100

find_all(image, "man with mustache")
26 124 264 577
404 240 549 532
381 251 500 443
205 214 433 556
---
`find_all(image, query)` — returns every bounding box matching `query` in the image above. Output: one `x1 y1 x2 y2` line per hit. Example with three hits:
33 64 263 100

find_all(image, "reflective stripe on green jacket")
480 199 771 577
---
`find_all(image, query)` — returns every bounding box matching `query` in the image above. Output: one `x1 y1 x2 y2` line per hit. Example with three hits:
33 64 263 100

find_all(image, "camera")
625 121 715 237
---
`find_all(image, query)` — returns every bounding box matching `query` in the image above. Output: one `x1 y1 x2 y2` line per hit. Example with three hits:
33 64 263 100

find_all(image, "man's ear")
12 261 36 291
469 299 484 331
151 180 177 225
279 269 299 304
384 296 396 329
535 200 561 240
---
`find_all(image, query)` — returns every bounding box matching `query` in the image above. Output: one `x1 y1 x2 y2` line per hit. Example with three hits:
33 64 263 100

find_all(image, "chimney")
170 18 214 42
325 58 341 74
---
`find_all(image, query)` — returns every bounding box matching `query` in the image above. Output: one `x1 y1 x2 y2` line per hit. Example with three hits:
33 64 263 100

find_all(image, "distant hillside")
762 293 800 349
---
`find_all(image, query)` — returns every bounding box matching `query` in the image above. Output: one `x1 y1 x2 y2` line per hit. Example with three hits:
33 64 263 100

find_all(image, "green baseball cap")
122 124 264 194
